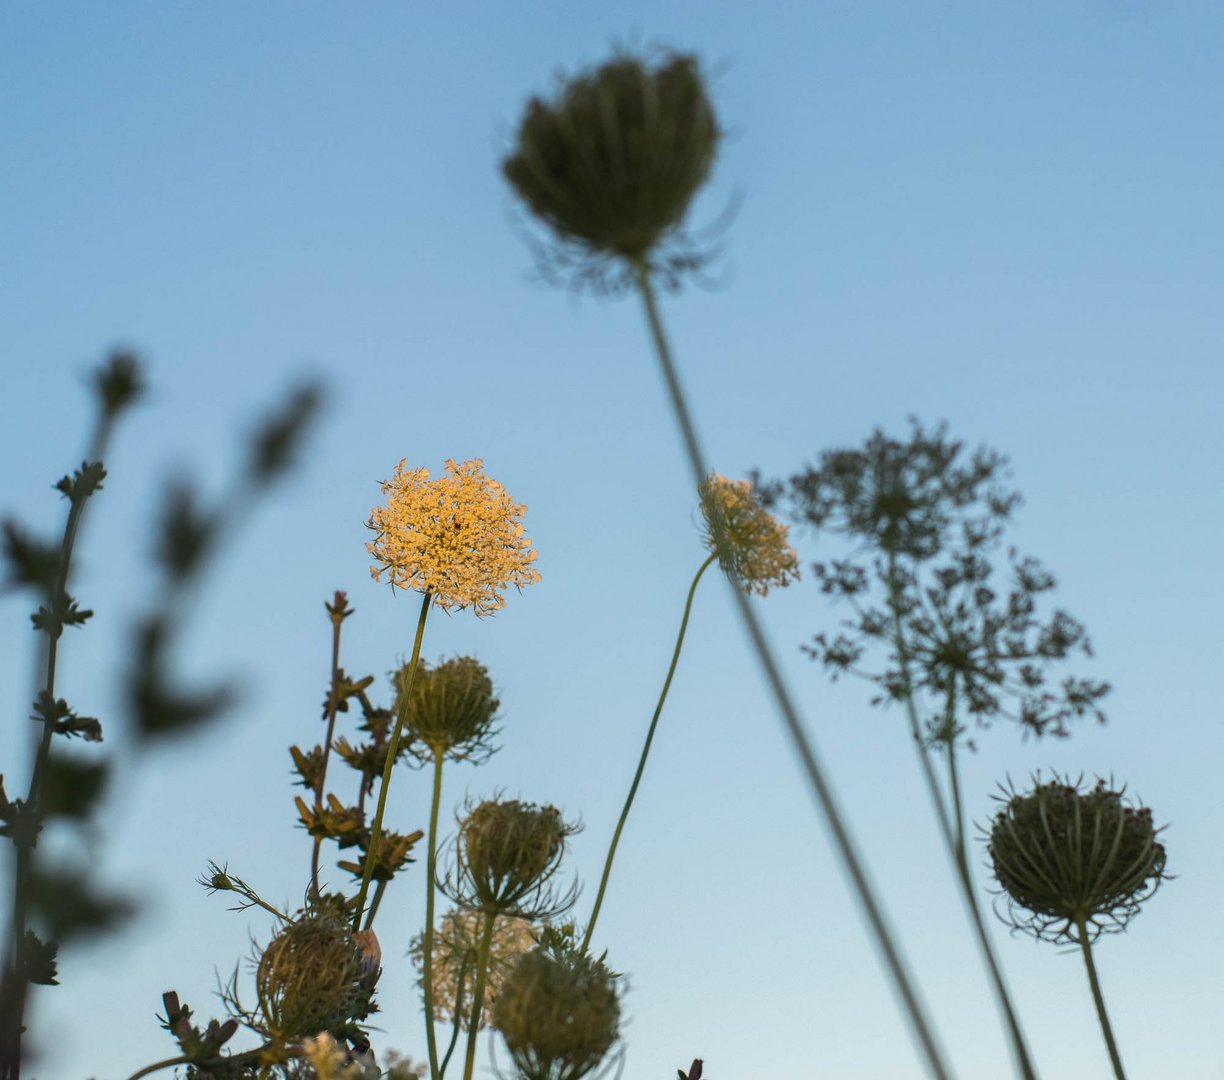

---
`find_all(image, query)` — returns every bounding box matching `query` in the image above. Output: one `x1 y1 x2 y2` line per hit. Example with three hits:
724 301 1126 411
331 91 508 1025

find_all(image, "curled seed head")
494 947 621 1080
987 774 1169 944
398 655 500 762
504 49 719 263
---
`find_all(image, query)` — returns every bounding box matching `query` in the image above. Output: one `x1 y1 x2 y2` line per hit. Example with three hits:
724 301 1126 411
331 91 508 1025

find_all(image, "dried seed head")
494 947 621 1080
448 798 578 918
988 774 1169 944
504 49 719 264
397 656 500 762
255 913 375 1038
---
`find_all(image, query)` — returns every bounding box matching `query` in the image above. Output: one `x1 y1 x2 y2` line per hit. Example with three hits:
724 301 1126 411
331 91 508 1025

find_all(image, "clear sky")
2 3 1222 1078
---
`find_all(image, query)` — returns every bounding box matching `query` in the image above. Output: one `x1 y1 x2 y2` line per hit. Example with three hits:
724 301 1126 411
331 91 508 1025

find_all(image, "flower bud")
398 656 500 761
494 947 621 1080
453 798 577 917
504 50 719 262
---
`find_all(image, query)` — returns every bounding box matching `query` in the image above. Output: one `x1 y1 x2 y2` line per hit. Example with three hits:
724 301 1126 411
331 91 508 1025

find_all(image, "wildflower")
443 798 579 920
367 458 540 617
699 472 800 596
255 912 376 1039
988 775 1169 944
503 48 720 291
396 655 500 763
409 909 535 1028
493 942 621 1080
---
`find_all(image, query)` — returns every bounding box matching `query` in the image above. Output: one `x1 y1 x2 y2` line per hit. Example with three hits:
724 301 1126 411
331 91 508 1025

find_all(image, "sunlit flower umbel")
699 472 800 596
367 458 541 616
410 908 535 1029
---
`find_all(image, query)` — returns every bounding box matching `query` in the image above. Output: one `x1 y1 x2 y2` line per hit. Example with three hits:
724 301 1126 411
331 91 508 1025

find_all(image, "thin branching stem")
885 560 1038 1080
461 911 497 1080
1076 916 1127 1080
633 259 952 1080
439 951 472 1077
2 410 118 1080
583 551 716 954
123 1042 277 1080
310 606 347 899
353 591 430 930
422 750 447 1080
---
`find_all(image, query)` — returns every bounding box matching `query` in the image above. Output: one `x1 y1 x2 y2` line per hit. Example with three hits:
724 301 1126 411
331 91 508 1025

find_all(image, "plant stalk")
310 599 348 900
583 552 716 954
422 750 447 1080
352 590 430 930
1076 916 1127 1080
461 911 497 1080
633 259 951 1080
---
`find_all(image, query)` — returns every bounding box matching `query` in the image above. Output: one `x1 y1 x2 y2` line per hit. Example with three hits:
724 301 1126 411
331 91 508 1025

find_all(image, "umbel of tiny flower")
493 940 622 1080
367 458 540 617
444 798 579 919
410 908 536 1029
699 471 800 596
503 47 720 291
396 655 501 764
255 912 376 1040
987 774 1169 945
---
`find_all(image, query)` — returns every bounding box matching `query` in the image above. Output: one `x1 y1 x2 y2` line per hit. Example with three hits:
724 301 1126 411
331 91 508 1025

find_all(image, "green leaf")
24 930 59 986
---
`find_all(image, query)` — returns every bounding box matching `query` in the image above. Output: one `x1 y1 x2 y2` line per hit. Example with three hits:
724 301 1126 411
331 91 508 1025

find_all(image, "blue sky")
2 3 1222 1078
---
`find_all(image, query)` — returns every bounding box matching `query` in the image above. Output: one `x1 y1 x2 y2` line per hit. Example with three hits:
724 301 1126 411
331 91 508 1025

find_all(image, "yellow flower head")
367 458 541 616
699 472 800 597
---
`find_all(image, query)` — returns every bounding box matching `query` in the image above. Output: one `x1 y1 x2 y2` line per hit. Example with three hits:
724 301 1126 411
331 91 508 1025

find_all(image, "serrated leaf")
24 930 59 986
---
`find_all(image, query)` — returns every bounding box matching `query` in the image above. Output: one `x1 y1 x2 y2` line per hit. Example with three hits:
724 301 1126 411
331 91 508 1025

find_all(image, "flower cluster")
409 908 535 1029
503 49 720 292
699 472 800 597
367 458 540 617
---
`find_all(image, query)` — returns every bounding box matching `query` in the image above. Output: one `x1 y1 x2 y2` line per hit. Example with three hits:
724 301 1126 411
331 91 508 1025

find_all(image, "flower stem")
1076 916 1127 1080
461 911 497 1080
2 410 119 1080
352 590 430 931
633 259 952 1080
310 599 347 900
888 562 1039 1080
582 552 716 955
422 751 447 1080
439 951 472 1077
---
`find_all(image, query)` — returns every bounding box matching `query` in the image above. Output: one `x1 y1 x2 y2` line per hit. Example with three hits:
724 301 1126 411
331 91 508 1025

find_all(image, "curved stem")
461 911 497 1080
125 1055 193 1080
633 260 951 1080
582 552 717 954
422 752 447 1080
124 1042 277 1080
439 951 472 1077
1076 916 1127 1080
353 591 430 931
363 879 387 931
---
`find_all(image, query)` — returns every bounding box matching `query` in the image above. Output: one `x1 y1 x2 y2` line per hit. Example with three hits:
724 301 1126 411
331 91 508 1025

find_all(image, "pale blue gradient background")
2 4 1222 1078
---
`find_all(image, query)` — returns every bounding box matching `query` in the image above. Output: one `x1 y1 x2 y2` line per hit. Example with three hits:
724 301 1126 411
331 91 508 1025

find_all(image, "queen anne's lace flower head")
367 458 541 617
699 472 800 597
410 909 536 1029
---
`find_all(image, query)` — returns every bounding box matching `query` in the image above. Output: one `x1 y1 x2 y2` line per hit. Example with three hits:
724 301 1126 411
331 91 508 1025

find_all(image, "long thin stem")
633 260 951 1080
942 684 967 868
439 952 472 1077
887 562 1038 1080
2 413 117 1080
422 752 447 1080
1075 917 1127 1080
461 911 497 1080
583 552 717 954
352 590 430 931
310 600 347 900
124 1043 277 1080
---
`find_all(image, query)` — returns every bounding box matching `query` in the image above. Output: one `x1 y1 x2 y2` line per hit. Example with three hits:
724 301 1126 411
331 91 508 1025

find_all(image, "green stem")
3 413 117 1080
363 879 387 931
124 1043 277 1080
887 562 1038 1080
1076 916 1127 1080
310 605 347 900
633 260 951 1080
353 590 430 930
942 685 967 868
422 751 447 1080
438 951 472 1078
461 911 497 1080
582 552 716 954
